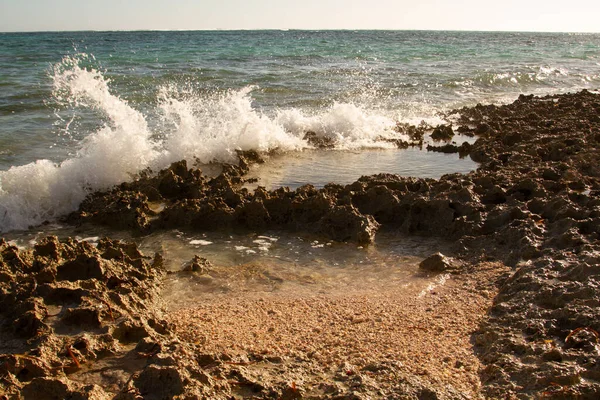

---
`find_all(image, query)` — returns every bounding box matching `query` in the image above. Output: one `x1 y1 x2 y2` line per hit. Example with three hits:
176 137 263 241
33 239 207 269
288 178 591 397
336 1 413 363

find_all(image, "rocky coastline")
1 90 600 399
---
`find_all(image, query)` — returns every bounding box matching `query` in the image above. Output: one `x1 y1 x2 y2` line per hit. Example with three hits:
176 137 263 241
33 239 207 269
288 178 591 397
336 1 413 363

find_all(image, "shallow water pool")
245 146 477 190
4 225 452 309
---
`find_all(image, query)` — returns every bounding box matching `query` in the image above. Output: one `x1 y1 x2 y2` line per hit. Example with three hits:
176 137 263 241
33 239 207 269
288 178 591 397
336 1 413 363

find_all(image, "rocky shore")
1 90 599 398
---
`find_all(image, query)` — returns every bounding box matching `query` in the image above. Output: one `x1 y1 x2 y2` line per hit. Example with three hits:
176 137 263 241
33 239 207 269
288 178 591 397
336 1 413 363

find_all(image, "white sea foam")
0 55 410 233
252 239 273 252
257 235 278 242
189 239 213 246
157 85 307 166
275 103 401 149
0 55 159 231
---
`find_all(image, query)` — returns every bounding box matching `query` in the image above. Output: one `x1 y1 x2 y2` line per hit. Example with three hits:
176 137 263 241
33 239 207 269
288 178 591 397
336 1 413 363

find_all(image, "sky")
1 0 599 33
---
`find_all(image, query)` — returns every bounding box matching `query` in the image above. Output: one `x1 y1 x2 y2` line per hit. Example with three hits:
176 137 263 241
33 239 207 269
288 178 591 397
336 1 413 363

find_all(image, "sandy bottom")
168 261 509 397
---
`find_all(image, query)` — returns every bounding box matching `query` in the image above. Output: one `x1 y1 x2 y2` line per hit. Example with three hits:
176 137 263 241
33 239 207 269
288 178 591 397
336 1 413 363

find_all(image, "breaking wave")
0 55 408 232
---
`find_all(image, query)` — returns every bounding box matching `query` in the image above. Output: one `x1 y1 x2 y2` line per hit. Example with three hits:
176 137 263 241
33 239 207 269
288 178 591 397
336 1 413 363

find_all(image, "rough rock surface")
430 124 455 141
66 90 600 398
0 237 170 398
447 90 600 399
2 90 600 398
419 252 454 273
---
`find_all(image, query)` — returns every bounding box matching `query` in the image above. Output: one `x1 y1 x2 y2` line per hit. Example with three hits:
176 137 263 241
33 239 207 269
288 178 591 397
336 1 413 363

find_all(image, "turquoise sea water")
0 30 599 232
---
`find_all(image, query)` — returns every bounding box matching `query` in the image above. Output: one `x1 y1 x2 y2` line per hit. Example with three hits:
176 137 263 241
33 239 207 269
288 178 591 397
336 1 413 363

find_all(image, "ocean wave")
0 54 409 232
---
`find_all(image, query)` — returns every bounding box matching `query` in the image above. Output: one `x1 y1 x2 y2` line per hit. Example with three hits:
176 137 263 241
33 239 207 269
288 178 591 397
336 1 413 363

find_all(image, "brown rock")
134 365 185 399
419 253 452 273
431 124 454 141
182 255 213 273
318 205 380 245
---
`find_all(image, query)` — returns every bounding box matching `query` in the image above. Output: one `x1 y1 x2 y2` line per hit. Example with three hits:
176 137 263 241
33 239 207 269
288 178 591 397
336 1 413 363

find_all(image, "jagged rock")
426 141 471 157
303 131 335 148
67 190 153 232
13 298 50 337
20 377 108 400
111 320 151 344
237 149 265 172
263 189 294 224
565 327 600 353
234 199 271 230
133 365 186 399
431 124 454 141
395 121 429 140
480 185 507 205
0 237 166 396
400 198 456 235
352 185 400 222
19 90 600 397
318 205 380 245
56 255 105 282
292 191 335 225
182 255 213 273
419 252 452 273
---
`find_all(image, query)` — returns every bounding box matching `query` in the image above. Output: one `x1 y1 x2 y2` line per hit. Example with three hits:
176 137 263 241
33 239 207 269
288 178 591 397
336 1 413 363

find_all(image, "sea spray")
156 85 307 166
0 55 160 231
52 55 160 185
275 103 401 149
0 55 410 232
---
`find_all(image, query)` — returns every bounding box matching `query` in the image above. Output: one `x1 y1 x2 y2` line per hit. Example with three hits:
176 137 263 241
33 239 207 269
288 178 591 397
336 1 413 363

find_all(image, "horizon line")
1 28 599 34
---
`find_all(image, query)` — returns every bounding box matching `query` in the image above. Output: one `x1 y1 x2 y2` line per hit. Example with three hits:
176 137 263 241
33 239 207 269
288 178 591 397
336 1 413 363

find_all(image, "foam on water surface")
0 55 457 233
189 239 213 246
3 30 597 233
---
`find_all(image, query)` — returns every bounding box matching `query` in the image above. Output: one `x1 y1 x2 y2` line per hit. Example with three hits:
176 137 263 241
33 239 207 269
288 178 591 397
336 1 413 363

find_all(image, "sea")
1 30 599 298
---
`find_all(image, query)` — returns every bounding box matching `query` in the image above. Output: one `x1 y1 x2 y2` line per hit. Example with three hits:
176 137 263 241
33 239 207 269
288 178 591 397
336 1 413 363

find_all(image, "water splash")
0 55 160 231
275 103 400 148
156 85 306 166
0 55 408 232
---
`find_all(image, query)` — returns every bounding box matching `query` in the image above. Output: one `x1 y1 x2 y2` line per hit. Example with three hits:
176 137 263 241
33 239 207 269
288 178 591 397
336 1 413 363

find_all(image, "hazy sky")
1 0 599 33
